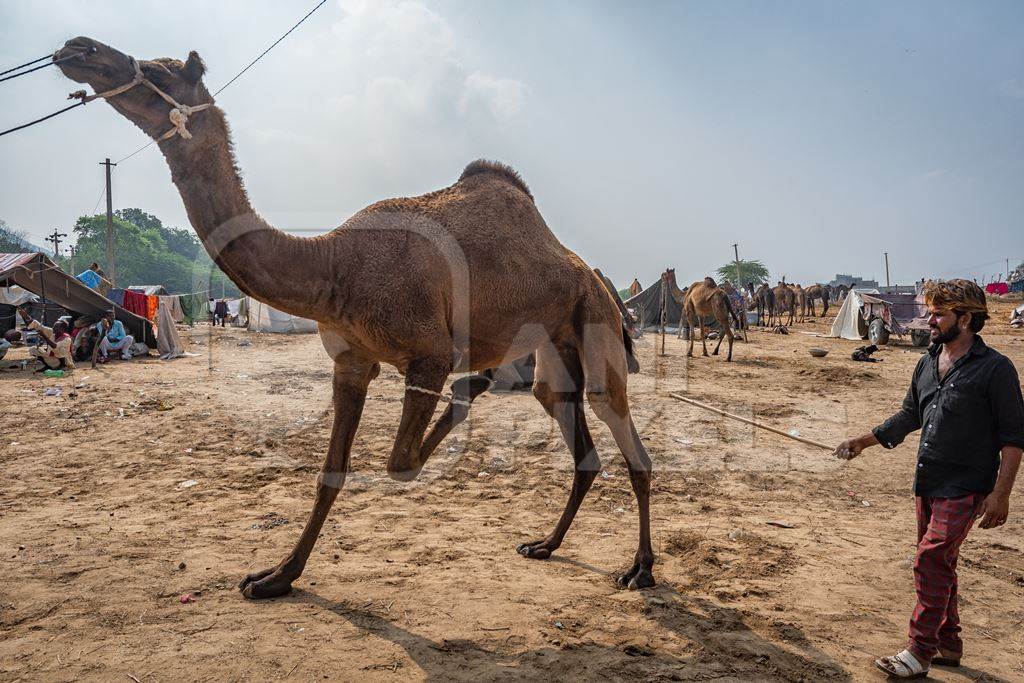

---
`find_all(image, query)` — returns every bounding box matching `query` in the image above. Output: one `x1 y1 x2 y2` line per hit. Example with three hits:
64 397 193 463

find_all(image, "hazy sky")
1 0 1022 288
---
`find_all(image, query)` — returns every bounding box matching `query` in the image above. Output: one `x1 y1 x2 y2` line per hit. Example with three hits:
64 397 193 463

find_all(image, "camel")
773 282 796 327
752 283 776 327
56 38 657 597
669 273 740 361
792 283 807 323
804 284 830 317
661 268 688 338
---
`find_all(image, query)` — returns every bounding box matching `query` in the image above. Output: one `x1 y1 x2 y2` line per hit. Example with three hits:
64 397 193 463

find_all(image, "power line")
112 0 327 165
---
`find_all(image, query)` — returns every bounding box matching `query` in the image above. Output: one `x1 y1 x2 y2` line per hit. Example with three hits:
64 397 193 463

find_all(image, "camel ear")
182 51 206 85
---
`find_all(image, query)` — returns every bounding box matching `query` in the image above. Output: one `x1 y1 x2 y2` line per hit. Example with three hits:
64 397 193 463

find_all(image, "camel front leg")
240 356 379 599
386 357 452 482
700 322 709 356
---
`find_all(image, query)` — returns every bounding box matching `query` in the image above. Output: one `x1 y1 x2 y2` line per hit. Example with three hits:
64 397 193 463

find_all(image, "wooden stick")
668 393 834 451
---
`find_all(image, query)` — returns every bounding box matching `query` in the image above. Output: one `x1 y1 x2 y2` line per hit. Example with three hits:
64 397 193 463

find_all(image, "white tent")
246 297 318 334
829 289 877 340
0 285 37 306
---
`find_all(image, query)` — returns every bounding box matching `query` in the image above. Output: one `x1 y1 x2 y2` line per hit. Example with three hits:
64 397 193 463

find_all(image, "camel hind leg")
517 344 600 560
577 317 655 589
581 339 651 589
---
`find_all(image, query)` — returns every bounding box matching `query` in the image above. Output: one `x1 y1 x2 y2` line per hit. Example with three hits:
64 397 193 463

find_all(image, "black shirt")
873 335 1024 498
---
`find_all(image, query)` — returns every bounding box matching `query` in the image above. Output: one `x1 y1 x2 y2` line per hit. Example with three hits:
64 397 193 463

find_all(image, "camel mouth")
53 38 132 86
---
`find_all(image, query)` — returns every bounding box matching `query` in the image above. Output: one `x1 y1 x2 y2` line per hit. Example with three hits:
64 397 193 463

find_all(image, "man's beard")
930 322 963 345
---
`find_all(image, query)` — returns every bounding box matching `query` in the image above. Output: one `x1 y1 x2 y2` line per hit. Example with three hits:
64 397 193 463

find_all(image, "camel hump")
704 276 717 288
459 159 533 201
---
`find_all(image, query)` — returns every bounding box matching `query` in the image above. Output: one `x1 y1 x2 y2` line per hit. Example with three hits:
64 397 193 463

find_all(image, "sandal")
874 650 928 679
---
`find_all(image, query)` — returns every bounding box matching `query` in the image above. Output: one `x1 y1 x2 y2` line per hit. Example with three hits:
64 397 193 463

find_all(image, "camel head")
662 268 676 286
55 37 212 141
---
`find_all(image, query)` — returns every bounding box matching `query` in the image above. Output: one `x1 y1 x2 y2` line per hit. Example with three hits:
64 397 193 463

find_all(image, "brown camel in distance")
661 267 688 338
56 38 657 597
792 283 807 323
773 282 796 326
804 284 830 317
671 273 741 361
753 283 776 327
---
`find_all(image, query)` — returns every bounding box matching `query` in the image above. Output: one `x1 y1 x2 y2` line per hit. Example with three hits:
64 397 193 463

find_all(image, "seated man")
16 307 75 371
93 311 135 365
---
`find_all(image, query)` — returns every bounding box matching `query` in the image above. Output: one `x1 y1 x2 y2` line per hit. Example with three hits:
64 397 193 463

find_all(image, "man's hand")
835 437 864 460
977 490 1010 529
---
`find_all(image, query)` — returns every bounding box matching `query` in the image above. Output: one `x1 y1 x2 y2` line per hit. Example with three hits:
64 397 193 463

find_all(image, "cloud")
997 77 1024 101
327 0 526 127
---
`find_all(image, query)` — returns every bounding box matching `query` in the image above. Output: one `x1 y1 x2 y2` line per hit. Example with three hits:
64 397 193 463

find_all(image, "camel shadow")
292 559 855 681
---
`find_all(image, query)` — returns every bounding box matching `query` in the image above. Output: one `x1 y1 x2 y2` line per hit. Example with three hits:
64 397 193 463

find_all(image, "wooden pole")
669 393 834 451
101 158 117 285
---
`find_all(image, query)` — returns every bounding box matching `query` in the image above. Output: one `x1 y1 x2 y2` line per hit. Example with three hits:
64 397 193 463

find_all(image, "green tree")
716 259 770 287
0 219 30 253
65 210 238 296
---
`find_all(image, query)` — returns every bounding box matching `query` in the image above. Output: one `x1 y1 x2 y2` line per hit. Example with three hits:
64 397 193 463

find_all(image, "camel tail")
622 322 640 374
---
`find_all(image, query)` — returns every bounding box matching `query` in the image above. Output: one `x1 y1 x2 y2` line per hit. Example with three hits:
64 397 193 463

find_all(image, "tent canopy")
0 253 154 345
625 278 684 330
246 297 318 333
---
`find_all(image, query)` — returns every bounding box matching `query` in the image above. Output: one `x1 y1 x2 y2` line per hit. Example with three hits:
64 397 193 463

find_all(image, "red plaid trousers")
907 493 985 662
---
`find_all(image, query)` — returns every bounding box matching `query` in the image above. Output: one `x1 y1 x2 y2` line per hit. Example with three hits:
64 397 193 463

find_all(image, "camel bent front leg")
418 372 493 461
240 356 379 599
387 357 453 482
518 348 599 560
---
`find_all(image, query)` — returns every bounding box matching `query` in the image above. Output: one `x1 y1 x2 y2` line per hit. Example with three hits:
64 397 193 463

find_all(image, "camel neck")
158 107 331 320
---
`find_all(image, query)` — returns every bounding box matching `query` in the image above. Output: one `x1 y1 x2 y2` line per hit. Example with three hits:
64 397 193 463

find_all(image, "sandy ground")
2 299 1024 682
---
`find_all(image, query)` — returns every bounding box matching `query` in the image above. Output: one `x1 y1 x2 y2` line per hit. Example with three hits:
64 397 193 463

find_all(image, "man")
214 299 229 327
92 311 135 366
16 307 75 371
835 279 1024 678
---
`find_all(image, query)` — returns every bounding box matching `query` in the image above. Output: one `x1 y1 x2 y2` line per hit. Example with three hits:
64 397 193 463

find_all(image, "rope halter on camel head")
68 57 211 141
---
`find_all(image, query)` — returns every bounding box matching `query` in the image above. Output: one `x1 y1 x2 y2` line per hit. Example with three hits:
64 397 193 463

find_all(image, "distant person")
835 279 1024 678
16 307 74 371
89 261 106 279
92 311 134 365
214 299 229 327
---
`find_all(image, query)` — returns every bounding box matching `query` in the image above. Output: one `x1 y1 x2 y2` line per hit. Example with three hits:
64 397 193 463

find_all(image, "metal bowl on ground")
808 347 829 358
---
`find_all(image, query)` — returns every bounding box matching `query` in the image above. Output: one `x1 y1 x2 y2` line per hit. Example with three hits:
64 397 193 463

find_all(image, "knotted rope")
67 57 212 141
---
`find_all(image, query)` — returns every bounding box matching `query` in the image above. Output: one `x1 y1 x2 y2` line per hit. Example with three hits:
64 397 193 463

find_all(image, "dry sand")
2 299 1023 681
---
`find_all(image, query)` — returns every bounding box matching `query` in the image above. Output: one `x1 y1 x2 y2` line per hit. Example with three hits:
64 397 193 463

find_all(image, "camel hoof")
616 563 655 590
239 567 294 600
516 540 554 560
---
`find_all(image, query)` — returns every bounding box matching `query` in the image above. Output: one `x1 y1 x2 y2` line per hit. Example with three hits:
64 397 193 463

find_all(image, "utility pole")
44 228 68 258
100 157 117 285
68 245 77 275
884 252 891 290
732 242 747 341
1007 258 1011 281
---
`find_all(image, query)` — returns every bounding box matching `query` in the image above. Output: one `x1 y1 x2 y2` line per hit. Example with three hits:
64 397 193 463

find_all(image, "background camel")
680 276 741 362
804 284 830 317
773 283 796 326
752 283 776 327
57 37 657 598
792 284 807 323
660 268 689 339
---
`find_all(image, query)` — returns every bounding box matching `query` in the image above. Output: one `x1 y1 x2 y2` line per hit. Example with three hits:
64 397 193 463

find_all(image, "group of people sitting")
0 307 137 372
